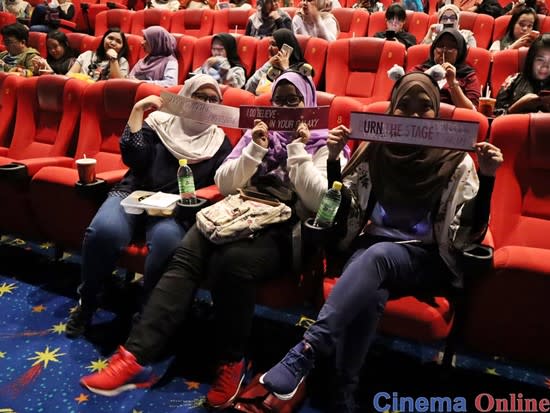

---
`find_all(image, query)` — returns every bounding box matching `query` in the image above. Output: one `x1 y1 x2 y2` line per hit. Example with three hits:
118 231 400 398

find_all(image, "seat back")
7 76 86 160
65 32 89 53
329 96 365 154
130 8 172 35
367 10 429 44
0 11 16 29
170 9 215 37
176 35 197 85
94 9 134 36
124 33 145 69
325 37 406 103
192 35 257 77
74 79 142 172
490 48 528 98
212 8 255 35
488 113 550 249
28 32 47 57
220 86 256 146
454 11 494 49
0 73 24 149
332 8 369 39
79 34 102 54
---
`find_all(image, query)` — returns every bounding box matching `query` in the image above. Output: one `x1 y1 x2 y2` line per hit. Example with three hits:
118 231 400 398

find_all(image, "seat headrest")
349 38 384 72
37 76 67 112
103 80 139 119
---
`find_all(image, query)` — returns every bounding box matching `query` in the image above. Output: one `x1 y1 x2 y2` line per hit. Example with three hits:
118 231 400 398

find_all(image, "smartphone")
281 43 294 56
385 30 396 40
531 30 540 38
443 23 454 29
238 189 280 206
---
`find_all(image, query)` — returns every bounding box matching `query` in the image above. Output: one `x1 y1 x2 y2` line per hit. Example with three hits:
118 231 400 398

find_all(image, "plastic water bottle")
177 159 197 205
313 181 342 228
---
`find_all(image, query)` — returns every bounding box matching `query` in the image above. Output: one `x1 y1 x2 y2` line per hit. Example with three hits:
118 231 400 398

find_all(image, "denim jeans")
78 194 186 309
304 237 451 390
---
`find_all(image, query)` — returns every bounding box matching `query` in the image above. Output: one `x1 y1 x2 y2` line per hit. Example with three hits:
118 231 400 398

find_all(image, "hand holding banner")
349 112 479 151
239 106 330 131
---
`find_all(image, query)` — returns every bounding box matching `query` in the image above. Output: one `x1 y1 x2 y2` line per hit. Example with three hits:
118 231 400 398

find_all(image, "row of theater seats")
18 30 531 101
0 73 549 369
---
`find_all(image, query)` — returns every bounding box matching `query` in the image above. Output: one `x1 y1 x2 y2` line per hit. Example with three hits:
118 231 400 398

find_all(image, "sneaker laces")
281 345 313 379
103 349 134 378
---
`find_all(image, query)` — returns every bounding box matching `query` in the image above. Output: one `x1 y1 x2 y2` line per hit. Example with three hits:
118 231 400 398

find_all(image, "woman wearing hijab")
245 0 291 38
65 74 233 339
79 70 348 409
261 72 503 412
129 26 178 87
423 4 476 48
245 28 306 95
193 33 246 89
292 0 339 41
412 28 480 109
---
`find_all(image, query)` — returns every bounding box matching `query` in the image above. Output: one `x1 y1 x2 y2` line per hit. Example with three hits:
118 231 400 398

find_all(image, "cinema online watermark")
373 392 550 412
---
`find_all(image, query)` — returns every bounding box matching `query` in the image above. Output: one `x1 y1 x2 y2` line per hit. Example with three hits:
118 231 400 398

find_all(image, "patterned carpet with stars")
0 235 549 413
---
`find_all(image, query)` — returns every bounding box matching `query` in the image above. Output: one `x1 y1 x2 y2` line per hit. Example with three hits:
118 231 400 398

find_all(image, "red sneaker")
80 346 156 397
206 359 247 409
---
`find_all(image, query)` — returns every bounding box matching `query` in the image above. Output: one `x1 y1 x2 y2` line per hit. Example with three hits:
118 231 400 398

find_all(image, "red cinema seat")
405 44 492 91
176 35 197 85
254 35 327 88
79 34 102 54
0 11 16 29
490 47 528 98
82 3 129 36
0 76 86 240
65 32 89 53
463 113 550 368
328 95 365 154
492 14 545 48
0 73 24 154
324 101 489 344
332 8 369 39
192 35 257 78
220 86 256 146
367 10 429 45
130 8 172 35
325 37 406 104
94 9 134 36
212 8 255 35
170 9 215 37
29 80 142 251
280 7 297 19
124 33 145 69
28 31 47 58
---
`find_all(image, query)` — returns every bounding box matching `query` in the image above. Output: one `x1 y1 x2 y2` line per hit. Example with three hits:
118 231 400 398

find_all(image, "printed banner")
349 112 479 151
239 106 330 131
160 92 240 129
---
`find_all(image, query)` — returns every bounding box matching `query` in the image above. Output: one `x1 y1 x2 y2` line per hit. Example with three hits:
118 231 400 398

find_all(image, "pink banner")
239 106 330 131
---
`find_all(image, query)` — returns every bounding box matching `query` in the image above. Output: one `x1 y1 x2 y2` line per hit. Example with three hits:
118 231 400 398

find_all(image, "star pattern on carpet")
132 409 143 413
87 358 109 372
0 351 6 358
39 242 54 249
0 282 17 297
28 346 66 368
185 380 200 390
75 393 89 404
50 322 66 334
486 368 499 376
69 306 79 314
32 305 46 313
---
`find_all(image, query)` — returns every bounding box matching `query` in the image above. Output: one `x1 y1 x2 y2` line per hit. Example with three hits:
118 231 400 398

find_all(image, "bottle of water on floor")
177 159 197 205
313 181 342 228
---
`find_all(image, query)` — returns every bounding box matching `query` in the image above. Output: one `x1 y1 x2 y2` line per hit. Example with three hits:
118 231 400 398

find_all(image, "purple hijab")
226 71 330 180
130 26 176 81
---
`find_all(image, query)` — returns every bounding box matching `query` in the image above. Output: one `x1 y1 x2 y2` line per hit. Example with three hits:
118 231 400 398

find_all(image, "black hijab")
212 33 243 69
425 28 474 78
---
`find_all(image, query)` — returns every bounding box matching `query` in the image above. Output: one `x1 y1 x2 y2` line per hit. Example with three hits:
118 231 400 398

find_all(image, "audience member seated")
412 28 480 109
352 0 382 12
245 28 305 94
149 0 181 11
65 74 233 339
0 23 40 76
468 0 506 17
374 4 417 49
260 71 503 413
31 30 77 74
181 0 214 8
402 0 424 12
129 26 178 87
215 0 252 9
489 6 539 52
79 69 348 410
506 0 548 16
0 0 30 19
67 28 129 81
29 0 75 33
495 34 550 114
245 0 292 38
193 33 246 88
423 4 476 48
292 0 339 41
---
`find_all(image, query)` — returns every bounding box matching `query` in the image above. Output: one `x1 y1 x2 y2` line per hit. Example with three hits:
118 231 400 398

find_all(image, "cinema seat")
427 11 494 49
0 73 24 154
170 9 215 37
94 9 134 36
490 48 528 98
212 8 255 35
325 37 406 104
176 35 197 85
367 10 429 45
130 8 172 35
0 76 86 240
463 113 550 368
28 32 47 58
332 8 369 39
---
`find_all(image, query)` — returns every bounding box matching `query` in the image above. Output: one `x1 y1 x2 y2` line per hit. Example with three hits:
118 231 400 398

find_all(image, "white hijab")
145 74 226 164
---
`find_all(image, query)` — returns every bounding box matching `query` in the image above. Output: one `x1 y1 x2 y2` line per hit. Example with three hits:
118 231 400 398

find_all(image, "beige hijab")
145 74 226 164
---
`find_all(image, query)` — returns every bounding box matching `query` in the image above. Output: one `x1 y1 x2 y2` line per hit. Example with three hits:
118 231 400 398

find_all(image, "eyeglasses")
440 14 457 22
192 92 220 104
271 95 303 107
211 46 225 52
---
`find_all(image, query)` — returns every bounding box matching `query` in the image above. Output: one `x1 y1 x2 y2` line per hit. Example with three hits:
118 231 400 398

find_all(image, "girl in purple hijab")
129 26 178 87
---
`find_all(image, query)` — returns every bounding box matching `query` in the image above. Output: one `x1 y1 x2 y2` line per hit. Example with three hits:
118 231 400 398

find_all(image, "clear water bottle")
313 181 342 228
177 159 197 205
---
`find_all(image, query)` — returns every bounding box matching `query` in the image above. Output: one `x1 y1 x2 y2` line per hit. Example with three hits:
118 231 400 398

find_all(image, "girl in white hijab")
65 74 233 339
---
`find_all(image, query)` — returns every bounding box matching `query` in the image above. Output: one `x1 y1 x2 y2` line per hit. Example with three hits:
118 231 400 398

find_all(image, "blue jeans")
304 237 451 390
78 194 187 309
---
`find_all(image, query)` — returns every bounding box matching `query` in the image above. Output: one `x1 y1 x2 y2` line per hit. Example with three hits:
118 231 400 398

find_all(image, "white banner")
349 112 479 151
160 92 240 129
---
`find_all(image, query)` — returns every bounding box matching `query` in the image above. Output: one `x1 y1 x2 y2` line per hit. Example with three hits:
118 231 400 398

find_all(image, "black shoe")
66 305 94 338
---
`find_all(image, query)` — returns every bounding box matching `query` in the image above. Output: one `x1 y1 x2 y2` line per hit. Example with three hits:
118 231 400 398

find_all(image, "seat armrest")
18 156 74 176
494 246 550 273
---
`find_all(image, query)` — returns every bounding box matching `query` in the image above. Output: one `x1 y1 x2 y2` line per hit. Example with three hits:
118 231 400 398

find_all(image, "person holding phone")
495 34 550 114
245 28 306 94
489 6 539 52
422 4 476 47
373 4 417 49
292 0 339 41
245 0 292 38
